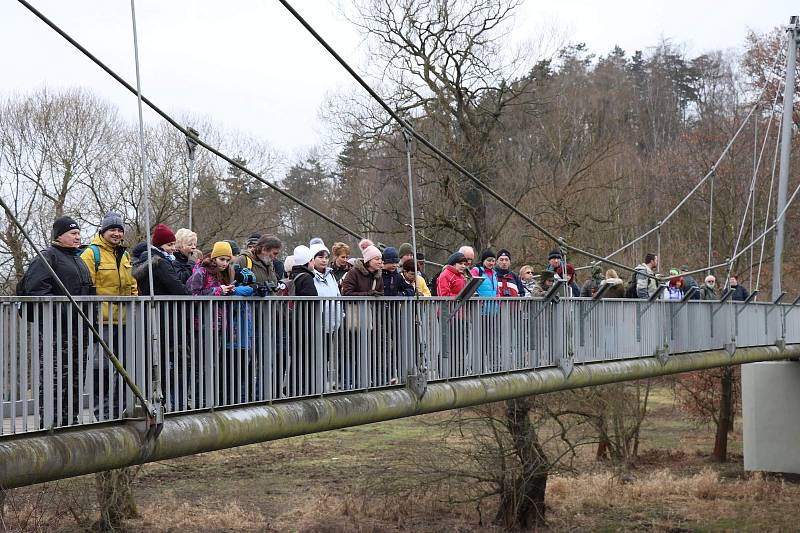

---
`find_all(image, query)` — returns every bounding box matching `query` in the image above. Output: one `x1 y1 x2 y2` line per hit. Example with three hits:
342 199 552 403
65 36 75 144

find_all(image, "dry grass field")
2 385 799 532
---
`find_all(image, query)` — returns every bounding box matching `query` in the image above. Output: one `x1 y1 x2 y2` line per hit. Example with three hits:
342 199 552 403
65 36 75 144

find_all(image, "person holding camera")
234 234 283 295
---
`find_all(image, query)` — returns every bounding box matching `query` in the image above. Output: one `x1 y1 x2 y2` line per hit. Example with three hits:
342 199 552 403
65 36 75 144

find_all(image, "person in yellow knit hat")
80 211 138 421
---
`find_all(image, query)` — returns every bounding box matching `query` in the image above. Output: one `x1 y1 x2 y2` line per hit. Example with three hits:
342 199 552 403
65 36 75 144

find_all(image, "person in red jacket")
436 252 470 297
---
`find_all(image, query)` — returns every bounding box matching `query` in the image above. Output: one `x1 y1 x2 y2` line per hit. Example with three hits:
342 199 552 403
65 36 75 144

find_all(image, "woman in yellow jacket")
80 212 138 325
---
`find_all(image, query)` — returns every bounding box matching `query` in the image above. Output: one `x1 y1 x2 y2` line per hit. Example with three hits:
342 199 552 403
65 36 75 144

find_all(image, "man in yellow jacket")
80 211 138 420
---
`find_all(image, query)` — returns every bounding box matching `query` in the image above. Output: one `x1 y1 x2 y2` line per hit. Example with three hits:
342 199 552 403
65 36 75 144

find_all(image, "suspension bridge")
1 3 799 489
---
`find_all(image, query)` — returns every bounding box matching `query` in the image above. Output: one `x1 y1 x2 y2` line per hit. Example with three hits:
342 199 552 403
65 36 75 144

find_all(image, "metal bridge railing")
0 296 796 436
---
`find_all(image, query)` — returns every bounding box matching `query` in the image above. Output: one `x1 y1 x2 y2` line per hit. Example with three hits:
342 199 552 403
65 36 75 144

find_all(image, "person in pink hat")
341 243 384 296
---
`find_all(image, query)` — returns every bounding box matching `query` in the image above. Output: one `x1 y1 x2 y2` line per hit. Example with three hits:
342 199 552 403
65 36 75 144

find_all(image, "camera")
253 281 286 296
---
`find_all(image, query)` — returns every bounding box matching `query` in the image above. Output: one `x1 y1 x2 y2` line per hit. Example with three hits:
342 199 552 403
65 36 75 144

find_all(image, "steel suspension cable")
575 63 782 272
275 0 655 278
14 0 366 245
682 165 800 281
756 109 785 291
724 84 782 288
0 197 153 417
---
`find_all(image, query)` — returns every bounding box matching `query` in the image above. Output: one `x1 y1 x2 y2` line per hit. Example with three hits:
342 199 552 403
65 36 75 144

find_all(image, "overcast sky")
0 1 796 159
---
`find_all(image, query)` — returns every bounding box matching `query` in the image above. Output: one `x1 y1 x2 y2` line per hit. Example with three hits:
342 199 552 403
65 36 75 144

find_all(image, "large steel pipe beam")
2 344 797 489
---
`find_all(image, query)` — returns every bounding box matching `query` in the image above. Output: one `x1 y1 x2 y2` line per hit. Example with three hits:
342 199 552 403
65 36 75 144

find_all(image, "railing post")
315 300 324 395
202 300 215 407
440 302 451 379
358 301 369 389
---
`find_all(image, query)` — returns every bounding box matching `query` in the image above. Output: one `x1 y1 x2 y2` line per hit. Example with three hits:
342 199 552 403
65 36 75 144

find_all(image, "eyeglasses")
707 281 716 285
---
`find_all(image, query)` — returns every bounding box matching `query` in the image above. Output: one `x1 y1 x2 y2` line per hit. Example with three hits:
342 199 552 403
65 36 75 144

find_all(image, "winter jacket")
340 260 383 296
728 284 749 301
313 267 343 332
682 274 701 300
132 247 189 296
172 250 194 284
472 266 499 298
600 277 626 299
186 259 231 296
410 274 431 297
290 265 318 296
528 281 550 298
80 234 138 324
472 265 499 313
634 263 657 299
495 268 525 297
580 278 603 297
235 250 278 286
382 270 415 297
700 284 718 301
331 262 352 284
436 265 467 297
521 278 538 297
21 245 95 297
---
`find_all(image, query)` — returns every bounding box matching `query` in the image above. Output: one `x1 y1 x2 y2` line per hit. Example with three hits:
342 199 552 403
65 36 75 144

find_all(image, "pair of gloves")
232 285 254 297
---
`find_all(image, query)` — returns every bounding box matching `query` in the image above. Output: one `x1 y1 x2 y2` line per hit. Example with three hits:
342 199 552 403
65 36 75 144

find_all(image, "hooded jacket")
186 258 231 296
132 246 189 296
340 260 384 296
600 277 626 299
80 234 138 323
495 268 525 297
437 265 467 297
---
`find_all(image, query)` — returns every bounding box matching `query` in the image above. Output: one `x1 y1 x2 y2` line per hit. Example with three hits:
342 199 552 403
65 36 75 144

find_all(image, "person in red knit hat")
132 223 187 296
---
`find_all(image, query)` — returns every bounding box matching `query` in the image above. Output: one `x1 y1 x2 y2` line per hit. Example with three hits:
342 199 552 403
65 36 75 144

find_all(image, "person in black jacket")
289 245 317 296
132 223 191 410
173 228 198 284
19 216 95 428
132 224 189 296
380 247 414 296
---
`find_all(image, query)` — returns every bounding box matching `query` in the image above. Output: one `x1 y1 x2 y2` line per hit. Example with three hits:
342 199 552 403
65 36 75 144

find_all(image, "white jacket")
313 267 343 333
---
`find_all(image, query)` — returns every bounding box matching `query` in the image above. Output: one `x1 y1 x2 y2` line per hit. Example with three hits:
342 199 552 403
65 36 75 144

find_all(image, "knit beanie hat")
224 240 241 256
497 249 511 260
447 252 466 266
292 245 313 266
310 239 329 258
362 245 382 264
398 242 413 258
52 216 79 240
480 249 496 263
99 212 124 234
210 241 233 259
548 249 563 261
246 233 261 248
382 246 400 264
152 223 176 248
358 238 374 252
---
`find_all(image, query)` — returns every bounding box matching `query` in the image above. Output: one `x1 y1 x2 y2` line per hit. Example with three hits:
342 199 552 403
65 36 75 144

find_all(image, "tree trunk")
712 367 734 462
495 398 548 530
94 467 139 531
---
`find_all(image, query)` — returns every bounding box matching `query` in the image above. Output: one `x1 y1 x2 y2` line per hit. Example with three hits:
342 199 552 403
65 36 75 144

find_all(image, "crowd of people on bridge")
17 213 751 427
20 213 753 304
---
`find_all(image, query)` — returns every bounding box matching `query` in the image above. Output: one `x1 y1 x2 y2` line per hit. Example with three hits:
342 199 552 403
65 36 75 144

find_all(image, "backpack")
86 244 130 272
15 250 55 321
283 271 311 297
624 270 639 299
